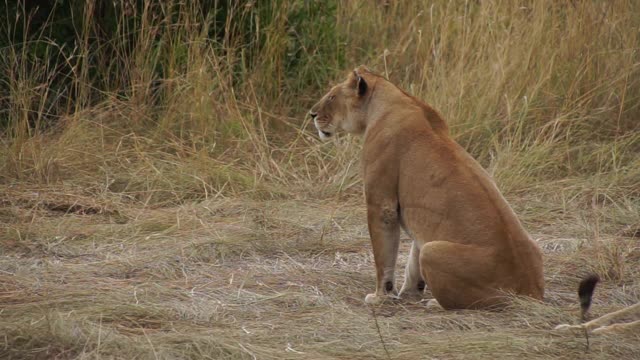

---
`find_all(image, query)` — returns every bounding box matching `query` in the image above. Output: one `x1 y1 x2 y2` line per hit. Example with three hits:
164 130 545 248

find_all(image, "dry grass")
1 0 640 359
1 184 639 359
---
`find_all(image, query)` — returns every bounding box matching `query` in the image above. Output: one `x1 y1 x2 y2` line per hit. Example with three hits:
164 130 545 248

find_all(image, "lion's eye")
329 95 335 101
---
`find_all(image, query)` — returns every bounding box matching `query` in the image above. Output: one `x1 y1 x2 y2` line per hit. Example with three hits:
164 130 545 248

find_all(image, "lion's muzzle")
310 112 333 140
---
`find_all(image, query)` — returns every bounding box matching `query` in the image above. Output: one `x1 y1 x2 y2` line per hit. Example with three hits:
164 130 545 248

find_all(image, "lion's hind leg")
579 302 640 332
419 241 509 310
556 317 640 334
592 319 640 334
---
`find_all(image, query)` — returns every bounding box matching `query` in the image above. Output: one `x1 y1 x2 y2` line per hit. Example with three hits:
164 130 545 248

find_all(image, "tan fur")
309 66 544 309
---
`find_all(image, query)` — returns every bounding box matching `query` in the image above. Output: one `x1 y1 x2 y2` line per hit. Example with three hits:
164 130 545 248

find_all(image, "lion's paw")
425 298 442 310
553 324 575 331
397 288 422 300
365 293 387 305
591 325 614 334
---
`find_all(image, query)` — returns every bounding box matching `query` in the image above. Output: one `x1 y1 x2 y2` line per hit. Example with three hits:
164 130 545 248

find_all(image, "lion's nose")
309 111 318 119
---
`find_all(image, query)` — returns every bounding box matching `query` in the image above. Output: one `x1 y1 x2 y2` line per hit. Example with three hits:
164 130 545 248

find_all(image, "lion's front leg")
398 240 425 299
364 203 400 305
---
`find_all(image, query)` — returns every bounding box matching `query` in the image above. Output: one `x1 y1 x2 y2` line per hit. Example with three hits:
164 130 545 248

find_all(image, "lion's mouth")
317 129 333 140
314 118 333 140
320 130 332 138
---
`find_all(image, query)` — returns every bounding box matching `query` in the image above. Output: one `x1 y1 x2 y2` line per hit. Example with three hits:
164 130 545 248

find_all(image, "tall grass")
1 0 639 204
2 2 640 359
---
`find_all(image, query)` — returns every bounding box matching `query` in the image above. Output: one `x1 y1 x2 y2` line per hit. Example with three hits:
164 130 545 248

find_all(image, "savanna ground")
1 1 639 359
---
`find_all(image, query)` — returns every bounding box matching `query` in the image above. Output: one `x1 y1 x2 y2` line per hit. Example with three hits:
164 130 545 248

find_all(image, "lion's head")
309 66 373 140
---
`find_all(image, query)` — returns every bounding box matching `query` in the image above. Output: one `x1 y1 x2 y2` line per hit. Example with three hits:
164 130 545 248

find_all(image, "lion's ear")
353 71 368 97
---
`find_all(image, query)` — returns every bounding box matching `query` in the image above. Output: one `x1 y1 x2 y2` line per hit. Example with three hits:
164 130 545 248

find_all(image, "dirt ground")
1 184 639 359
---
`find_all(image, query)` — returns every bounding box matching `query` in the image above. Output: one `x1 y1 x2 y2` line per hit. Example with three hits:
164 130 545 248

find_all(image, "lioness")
309 66 544 309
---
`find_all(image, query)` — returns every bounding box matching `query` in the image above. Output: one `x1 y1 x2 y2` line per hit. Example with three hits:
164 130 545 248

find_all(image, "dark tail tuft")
578 274 600 321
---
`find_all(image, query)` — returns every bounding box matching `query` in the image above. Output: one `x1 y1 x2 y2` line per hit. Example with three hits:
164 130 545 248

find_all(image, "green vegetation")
2 1 638 200
1 1 639 359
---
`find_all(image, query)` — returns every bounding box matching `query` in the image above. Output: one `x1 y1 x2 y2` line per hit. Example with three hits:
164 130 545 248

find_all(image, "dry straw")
1 0 639 358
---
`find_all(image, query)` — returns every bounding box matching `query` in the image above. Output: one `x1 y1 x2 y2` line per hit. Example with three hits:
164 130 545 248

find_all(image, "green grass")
1 1 639 358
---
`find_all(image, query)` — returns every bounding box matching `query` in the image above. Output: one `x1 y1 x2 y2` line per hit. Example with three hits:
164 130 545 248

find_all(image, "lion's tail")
578 274 600 321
